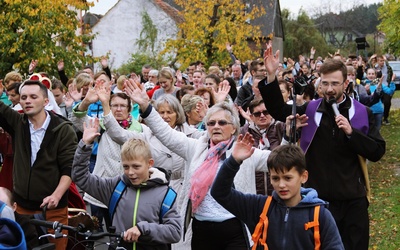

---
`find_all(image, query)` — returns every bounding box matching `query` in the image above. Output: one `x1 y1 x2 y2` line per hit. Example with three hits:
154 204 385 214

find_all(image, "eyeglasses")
252 110 269 117
110 104 128 109
320 81 344 87
206 120 233 127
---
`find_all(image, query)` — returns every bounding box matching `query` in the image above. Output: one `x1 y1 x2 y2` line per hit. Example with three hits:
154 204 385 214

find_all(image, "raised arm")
211 133 265 232
124 80 199 160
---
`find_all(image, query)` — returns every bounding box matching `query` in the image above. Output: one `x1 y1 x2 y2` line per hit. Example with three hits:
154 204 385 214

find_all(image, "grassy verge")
369 107 400 249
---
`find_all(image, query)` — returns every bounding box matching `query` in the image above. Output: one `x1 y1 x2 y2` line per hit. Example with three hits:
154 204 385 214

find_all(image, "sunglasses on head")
206 120 233 127
252 110 269 117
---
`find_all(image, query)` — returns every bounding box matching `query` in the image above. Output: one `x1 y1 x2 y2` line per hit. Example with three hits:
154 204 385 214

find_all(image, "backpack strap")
159 187 177 223
108 180 127 220
0 201 6 215
251 196 273 250
304 205 321 250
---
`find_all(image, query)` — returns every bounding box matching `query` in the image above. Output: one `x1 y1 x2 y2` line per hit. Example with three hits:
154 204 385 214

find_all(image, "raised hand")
128 73 140 84
68 83 82 102
176 70 183 82
64 92 74 108
101 57 108 69
195 99 208 119
358 56 363 67
214 80 231 103
82 118 101 145
29 59 38 74
83 82 99 104
96 80 111 105
57 60 64 71
232 133 255 164
237 105 251 123
226 42 233 53
124 79 149 111
310 47 316 55
263 44 280 81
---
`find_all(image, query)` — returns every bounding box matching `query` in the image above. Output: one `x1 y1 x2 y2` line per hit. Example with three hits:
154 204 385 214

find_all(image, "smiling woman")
123 78 271 249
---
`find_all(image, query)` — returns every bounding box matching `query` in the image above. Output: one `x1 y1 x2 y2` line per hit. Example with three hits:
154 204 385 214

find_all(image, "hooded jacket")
0 102 77 210
211 156 344 250
0 218 27 250
72 140 181 250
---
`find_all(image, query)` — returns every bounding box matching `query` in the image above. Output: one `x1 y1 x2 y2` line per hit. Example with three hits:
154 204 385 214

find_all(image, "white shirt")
29 111 51 166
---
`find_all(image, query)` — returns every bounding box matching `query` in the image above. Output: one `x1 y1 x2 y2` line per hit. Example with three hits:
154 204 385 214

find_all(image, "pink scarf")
189 137 234 213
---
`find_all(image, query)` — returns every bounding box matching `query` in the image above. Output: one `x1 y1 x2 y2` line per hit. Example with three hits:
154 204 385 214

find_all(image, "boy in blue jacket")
211 134 344 249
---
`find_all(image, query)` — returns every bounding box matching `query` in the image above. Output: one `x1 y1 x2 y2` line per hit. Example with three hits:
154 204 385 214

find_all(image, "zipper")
282 207 290 248
133 188 140 250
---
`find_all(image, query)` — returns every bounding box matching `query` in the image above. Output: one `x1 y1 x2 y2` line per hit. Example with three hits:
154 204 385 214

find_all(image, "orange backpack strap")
251 196 272 250
304 205 321 250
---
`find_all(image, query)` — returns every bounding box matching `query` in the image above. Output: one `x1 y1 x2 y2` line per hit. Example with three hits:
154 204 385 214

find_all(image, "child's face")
122 156 154 185
270 168 308 207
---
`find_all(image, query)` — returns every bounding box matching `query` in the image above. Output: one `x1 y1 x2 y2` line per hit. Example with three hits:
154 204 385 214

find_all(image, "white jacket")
143 106 270 249
103 112 205 211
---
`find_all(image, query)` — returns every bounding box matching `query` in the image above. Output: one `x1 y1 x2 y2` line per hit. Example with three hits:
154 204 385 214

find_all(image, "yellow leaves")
162 0 266 68
0 0 92 75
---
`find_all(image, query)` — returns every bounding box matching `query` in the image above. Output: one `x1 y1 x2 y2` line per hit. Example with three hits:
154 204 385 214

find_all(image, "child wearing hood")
211 134 344 249
72 118 181 250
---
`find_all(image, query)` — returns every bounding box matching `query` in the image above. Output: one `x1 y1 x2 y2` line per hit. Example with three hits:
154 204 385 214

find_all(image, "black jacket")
258 77 386 201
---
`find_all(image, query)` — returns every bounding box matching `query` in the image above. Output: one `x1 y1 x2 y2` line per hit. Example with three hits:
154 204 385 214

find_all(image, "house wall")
90 0 178 70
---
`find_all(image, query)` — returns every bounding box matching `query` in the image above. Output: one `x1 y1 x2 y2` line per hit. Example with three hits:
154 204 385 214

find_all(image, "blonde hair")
208 66 222 76
4 72 22 85
73 73 92 91
158 67 176 85
117 75 127 90
121 139 152 161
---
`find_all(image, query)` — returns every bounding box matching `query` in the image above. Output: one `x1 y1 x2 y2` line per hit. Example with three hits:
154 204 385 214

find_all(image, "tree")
378 0 400 56
135 12 158 57
117 11 169 75
310 1 381 54
0 0 94 78
162 0 265 69
282 9 332 59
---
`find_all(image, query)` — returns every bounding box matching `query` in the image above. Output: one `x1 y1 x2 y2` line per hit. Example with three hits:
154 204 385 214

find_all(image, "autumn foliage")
378 0 400 56
0 0 94 77
163 0 266 68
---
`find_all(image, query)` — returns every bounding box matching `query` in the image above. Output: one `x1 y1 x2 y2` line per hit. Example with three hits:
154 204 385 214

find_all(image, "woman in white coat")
124 80 270 250
96 88 205 212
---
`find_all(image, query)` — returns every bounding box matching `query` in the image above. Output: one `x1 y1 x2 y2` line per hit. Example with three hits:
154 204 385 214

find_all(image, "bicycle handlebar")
30 219 124 240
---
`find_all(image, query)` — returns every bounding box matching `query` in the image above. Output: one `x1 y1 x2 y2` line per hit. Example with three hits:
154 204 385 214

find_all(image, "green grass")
369 108 400 250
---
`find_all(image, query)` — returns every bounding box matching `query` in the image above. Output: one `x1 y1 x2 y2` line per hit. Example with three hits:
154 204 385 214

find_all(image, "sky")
88 0 383 16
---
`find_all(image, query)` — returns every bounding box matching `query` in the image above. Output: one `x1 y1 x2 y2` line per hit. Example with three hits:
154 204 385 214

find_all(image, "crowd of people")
0 42 393 249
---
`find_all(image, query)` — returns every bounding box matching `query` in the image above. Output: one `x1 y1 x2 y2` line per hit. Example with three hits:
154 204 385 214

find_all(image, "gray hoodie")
72 140 181 250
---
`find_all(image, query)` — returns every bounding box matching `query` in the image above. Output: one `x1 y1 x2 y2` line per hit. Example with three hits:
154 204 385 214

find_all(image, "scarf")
117 114 132 129
189 137 234 213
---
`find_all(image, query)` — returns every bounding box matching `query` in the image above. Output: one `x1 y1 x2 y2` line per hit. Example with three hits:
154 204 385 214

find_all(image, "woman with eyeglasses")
239 97 285 196
96 87 205 213
71 90 142 231
124 79 270 250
